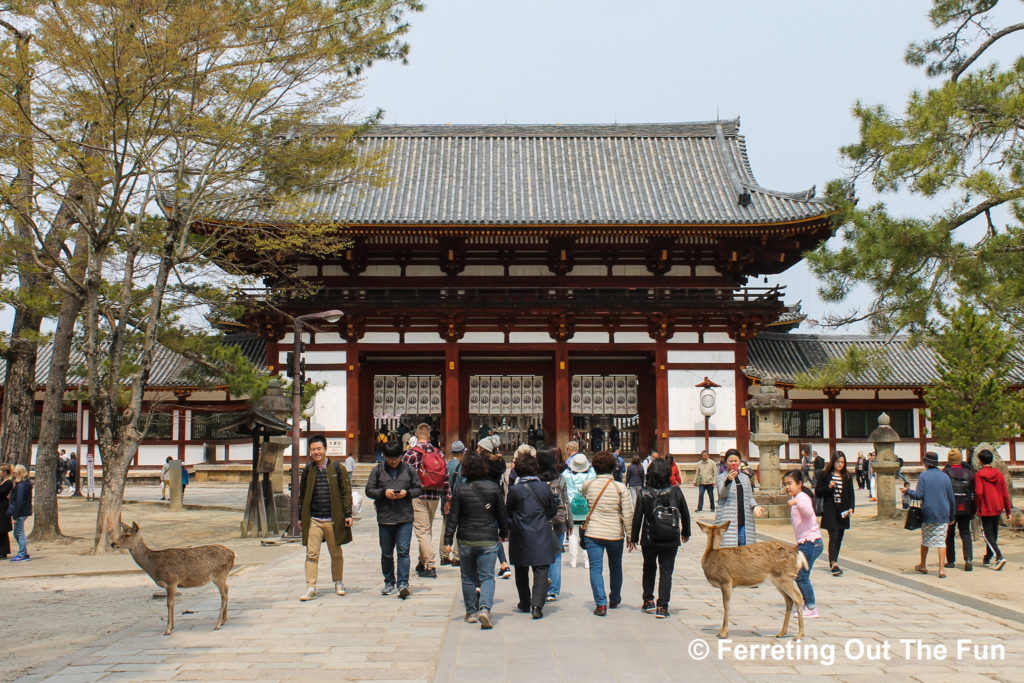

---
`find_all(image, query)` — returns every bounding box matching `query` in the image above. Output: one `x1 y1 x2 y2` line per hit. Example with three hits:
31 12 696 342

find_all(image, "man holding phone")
365 440 423 599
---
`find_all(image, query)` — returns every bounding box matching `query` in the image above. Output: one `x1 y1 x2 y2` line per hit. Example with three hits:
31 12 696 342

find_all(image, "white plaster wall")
323 265 346 276
508 332 553 344
572 265 606 275
365 265 401 277
464 265 505 276
694 266 720 276
668 369 736 432
362 332 401 344
509 265 550 277
461 332 505 343
669 435 737 456
137 445 180 467
667 350 735 364
667 332 699 343
613 332 653 344
664 265 691 276
407 265 446 277
308 369 347 433
568 332 609 343
610 265 649 276
703 332 734 344
303 350 346 364
404 332 445 344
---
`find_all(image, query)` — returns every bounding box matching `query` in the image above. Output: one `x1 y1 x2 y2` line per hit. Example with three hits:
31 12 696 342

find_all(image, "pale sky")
351 0 948 332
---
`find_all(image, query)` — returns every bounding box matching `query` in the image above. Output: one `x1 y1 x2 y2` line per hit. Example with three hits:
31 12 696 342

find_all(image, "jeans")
457 541 498 613
378 522 413 587
12 517 28 559
515 564 550 610
697 484 715 511
584 536 623 607
548 530 565 597
946 516 972 563
981 515 1003 562
641 544 677 608
827 528 845 565
796 538 823 608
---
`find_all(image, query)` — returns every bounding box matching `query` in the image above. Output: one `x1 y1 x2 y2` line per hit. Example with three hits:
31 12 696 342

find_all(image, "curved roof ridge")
363 120 742 139
713 125 819 203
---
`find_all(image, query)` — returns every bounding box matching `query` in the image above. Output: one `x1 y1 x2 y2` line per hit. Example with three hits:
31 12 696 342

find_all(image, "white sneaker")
570 559 577 568
801 606 820 619
584 560 590 569
299 587 316 601
335 582 346 596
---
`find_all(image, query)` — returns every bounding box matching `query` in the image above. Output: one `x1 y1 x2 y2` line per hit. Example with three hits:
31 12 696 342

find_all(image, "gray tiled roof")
214 120 825 227
0 335 267 389
746 332 1024 387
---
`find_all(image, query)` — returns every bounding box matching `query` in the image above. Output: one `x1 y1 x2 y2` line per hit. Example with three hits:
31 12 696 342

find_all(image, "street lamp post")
287 309 343 537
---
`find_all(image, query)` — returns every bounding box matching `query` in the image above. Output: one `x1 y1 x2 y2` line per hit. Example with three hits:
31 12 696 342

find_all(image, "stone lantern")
869 412 901 519
253 378 292 494
745 376 791 518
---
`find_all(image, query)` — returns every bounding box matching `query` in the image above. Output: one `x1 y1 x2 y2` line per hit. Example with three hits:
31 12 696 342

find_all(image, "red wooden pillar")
734 342 750 456
444 343 460 449
555 342 570 449
177 409 187 461
346 342 359 458
655 341 668 455
826 389 838 453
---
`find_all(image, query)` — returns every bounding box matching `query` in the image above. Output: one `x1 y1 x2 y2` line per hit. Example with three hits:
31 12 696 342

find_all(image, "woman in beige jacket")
581 451 634 616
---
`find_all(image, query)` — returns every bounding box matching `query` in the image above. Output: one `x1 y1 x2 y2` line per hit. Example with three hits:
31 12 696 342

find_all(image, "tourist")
581 451 633 616
562 451 595 569
812 450 825 487
297 434 354 601
800 449 811 483
901 451 955 578
365 440 422 598
855 453 866 490
180 462 189 501
815 450 854 576
478 435 513 579
694 450 718 512
0 464 12 559
564 440 580 471
443 452 507 629
403 423 451 579
612 449 626 482
783 469 822 618
624 454 645 510
715 448 764 547
974 449 1012 571
537 447 571 601
943 449 974 571
160 456 172 501
6 464 32 562
506 453 558 618
344 452 356 477
440 440 467 567
866 452 877 501
628 458 689 618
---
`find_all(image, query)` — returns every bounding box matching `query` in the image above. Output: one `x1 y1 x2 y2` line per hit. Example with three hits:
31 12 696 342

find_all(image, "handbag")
813 495 824 517
523 481 561 557
904 499 923 530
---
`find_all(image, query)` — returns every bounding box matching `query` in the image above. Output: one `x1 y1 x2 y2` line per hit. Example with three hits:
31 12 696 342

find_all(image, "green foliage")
806 0 1024 334
925 302 1024 448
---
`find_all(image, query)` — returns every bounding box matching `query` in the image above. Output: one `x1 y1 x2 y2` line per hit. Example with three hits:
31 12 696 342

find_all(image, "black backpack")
647 488 681 544
948 469 974 516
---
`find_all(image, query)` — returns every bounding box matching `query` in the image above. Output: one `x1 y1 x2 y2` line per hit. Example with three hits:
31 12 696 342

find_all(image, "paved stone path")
21 494 1024 682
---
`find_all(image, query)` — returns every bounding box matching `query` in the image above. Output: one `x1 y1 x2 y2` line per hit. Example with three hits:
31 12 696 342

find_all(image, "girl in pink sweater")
784 470 822 618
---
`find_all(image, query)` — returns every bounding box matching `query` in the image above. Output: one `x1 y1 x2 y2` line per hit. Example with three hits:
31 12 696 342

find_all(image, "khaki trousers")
439 515 460 562
412 498 440 569
305 518 344 587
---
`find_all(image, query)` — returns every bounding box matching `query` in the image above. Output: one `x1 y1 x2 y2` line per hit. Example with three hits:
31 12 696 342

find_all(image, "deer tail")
796 551 809 572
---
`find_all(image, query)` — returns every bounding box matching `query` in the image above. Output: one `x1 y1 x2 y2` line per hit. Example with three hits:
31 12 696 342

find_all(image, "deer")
696 520 806 640
111 522 235 635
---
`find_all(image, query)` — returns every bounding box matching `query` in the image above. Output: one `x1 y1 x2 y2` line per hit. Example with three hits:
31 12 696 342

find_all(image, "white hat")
568 453 591 473
478 435 501 453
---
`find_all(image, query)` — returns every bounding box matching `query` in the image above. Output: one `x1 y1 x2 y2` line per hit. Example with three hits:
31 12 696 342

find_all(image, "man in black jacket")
365 440 422 598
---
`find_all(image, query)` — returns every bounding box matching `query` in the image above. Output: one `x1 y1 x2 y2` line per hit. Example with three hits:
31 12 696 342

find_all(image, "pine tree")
925 302 1024 449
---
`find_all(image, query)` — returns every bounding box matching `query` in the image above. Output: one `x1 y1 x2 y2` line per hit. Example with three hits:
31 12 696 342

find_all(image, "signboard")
85 452 96 499
326 438 346 457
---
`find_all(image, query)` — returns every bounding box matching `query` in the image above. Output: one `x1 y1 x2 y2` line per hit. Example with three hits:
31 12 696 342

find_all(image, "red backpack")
416 444 448 490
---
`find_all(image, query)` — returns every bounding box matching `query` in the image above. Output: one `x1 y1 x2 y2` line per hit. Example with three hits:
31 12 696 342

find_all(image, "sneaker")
10 556 29 563
418 568 437 579
515 602 530 613
830 565 843 576
593 605 607 617
398 585 410 599
335 582 346 596
546 594 557 602
965 561 973 572
440 557 451 566
299 587 316 601
983 558 991 566
655 607 669 619
642 600 656 613
464 612 478 624
609 599 620 609
994 558 1007 571
499 566 512 579
478 608 493 630
531 607 543 619
381 584 396 596
944 561 955 568
801 606 820 619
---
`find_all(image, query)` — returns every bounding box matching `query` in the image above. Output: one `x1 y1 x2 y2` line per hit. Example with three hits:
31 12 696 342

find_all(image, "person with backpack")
562 452 595 569
506 453 558 619
943 449 975 571
628 458 690 618
366 440 422 598
440 441 468 568
625 454 646 510
612 450 626 483
537 447 572 602
402 423 452 579
443 452 508 629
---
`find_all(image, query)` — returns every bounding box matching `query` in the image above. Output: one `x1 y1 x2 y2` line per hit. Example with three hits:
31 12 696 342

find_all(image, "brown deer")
111 522 235 635
696 520 806 640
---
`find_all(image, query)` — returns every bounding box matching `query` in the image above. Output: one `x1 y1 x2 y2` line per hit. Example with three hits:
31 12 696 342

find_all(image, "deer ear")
119 522 128 532
719 520 731 533
131 521 139 532
696 520 709 533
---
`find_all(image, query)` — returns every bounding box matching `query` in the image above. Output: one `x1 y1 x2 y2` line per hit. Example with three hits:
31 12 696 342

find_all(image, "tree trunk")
92 440 136 552
0 309 42 467
29 283 85 542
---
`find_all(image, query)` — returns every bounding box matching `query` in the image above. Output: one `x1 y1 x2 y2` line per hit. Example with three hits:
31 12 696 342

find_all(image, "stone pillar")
869 413 902 519
168 459 183 511
746 376 791 519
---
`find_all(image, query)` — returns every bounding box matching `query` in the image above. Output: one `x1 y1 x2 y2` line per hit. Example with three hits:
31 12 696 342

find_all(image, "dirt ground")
0 497 293 682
